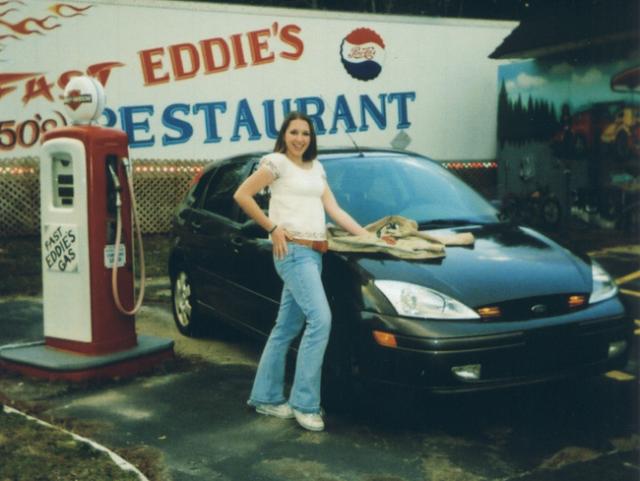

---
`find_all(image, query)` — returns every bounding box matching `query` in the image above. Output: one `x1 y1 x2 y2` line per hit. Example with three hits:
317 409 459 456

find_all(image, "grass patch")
0 374 177 481
0 236 41 296
0 408 140 481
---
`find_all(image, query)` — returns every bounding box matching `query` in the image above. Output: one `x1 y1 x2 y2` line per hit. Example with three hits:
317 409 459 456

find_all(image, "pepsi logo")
340 27 385 81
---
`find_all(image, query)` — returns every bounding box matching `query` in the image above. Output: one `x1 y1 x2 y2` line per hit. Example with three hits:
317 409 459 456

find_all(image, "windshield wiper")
417 218 487 229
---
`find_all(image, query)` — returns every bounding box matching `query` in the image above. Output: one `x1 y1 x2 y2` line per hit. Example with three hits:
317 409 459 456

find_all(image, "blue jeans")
248 243 331 414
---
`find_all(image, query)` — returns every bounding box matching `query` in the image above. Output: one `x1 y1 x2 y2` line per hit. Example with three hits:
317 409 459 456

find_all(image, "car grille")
476 293 589 322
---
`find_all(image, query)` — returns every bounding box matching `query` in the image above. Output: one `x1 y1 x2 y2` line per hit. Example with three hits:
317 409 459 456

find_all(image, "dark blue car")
169 149 631 395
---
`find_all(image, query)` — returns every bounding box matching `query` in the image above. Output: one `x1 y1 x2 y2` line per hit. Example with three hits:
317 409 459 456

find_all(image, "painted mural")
497 57 639 231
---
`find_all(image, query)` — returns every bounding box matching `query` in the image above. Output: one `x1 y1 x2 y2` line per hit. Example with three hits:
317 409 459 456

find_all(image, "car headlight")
589 261 618 304
374 280 480 320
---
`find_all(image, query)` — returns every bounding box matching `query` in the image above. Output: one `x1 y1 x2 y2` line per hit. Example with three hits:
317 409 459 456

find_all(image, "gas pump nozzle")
107 164 122 208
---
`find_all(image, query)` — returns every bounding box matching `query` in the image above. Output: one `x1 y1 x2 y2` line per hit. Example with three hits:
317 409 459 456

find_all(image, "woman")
233 111 369 431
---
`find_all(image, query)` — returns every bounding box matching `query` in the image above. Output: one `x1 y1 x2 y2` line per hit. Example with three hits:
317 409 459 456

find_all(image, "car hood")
348 224 593 307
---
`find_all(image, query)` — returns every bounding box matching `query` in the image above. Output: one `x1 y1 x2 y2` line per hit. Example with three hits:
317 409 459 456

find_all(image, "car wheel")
541 196 562 227
171 267 204 337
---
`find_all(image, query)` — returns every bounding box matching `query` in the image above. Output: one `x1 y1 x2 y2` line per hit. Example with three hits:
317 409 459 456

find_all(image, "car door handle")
230 236 245 255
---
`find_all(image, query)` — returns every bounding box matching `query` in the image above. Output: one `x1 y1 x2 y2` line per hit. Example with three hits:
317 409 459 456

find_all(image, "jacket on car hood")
327 215 475 259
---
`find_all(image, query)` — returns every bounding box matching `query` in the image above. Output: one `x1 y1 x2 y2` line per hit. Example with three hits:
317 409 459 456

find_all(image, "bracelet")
268 224 278 234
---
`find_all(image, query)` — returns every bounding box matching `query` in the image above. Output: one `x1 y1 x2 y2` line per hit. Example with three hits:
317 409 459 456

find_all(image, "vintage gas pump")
40 75 142 354
0 77 173 380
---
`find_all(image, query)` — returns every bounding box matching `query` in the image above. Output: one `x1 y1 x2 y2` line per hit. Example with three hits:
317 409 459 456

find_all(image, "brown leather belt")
289 238 329 254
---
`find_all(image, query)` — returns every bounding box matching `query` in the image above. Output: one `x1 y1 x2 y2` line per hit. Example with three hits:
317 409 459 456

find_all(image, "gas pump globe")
63 76 106 125
0 77 173 381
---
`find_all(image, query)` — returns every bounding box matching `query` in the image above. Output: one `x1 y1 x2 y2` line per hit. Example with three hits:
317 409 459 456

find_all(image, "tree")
497 80 509 147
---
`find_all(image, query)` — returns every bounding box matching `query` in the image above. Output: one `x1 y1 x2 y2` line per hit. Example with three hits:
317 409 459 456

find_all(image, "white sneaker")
255 402 294 419
293 409 325 431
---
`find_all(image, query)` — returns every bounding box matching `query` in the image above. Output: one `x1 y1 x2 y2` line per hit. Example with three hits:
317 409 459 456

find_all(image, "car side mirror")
240 219 266 238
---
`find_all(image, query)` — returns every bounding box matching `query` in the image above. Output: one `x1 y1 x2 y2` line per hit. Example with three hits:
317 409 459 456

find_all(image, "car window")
323 154 498 226
201 162 247 218
188 169 215 207
326 159 409 225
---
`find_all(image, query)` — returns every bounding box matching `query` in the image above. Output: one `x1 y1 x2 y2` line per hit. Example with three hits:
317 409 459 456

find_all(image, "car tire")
171 266 204 337
541 196 562 227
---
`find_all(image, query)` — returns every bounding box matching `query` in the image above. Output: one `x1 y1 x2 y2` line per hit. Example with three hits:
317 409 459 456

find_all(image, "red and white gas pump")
0 77 173 381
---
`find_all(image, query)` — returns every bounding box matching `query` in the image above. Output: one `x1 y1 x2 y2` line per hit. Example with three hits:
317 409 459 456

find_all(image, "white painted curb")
2 405 150 481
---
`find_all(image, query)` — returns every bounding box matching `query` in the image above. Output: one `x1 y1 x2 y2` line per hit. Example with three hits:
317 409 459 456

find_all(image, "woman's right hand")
271 226 291 260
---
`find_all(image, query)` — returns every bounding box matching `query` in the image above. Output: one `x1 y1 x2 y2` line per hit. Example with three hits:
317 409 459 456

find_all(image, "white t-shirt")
260 152 327 240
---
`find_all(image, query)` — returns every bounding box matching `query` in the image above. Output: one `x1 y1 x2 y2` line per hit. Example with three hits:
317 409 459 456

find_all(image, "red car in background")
552 101 629 158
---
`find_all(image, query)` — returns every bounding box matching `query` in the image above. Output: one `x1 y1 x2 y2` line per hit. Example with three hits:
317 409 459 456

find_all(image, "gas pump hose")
111 159 146 315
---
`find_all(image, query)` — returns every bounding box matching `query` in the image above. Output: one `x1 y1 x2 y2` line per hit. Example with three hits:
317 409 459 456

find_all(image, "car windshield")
322 153 499 227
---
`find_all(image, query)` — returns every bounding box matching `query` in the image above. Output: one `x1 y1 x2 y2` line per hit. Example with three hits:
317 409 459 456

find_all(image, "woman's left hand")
271 226 291 259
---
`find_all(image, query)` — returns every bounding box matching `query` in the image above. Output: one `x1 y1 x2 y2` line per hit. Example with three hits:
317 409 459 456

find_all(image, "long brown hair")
273 111 317 162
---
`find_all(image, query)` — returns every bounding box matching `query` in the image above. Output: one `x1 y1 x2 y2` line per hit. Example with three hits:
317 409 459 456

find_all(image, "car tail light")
188 167 205 188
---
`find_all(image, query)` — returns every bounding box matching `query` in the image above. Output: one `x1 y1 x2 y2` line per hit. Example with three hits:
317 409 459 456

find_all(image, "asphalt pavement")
0 230 639 481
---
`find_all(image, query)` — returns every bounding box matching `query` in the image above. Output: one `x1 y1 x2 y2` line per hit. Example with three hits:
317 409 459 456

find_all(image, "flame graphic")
48 3 92 18
0 71 39 100
0 1 91 51
0 15 60 35
0 72 39 82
